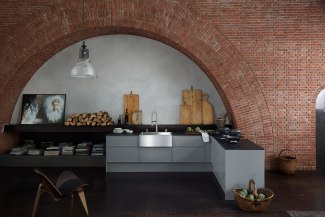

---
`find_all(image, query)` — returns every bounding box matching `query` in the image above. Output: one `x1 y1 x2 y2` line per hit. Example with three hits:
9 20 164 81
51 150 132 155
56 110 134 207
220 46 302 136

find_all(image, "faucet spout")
151 111 158 132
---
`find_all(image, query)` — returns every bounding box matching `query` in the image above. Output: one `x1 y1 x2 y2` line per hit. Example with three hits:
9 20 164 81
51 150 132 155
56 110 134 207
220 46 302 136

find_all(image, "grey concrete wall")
11 35 226 124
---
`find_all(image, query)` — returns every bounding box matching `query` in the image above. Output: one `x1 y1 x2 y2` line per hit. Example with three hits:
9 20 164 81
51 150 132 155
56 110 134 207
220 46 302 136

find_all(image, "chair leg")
69 194 74 214
77 190 89 215
31 183 44 217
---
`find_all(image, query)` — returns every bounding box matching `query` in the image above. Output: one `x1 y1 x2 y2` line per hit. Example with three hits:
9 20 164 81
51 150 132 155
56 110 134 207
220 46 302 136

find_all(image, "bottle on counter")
117 115 122 126
125 108 129 125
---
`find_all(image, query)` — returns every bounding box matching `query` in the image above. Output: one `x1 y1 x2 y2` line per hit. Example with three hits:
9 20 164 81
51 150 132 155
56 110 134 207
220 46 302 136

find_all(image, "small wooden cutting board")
124 91 139 124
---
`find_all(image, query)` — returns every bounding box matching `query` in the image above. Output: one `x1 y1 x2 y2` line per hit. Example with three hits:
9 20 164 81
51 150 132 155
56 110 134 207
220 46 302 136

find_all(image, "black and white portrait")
21 94 66 124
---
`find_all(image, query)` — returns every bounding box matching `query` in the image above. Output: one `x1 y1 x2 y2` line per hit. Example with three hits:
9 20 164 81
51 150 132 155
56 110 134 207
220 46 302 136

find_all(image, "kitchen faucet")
151 111 158 132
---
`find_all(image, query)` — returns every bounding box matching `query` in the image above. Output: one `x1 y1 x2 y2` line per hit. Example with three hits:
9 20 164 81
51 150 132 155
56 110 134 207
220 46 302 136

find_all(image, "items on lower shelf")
60 143 75 155
27 149 44 156
76 142 92 155
10 146 28 155
91 143 105 156
9 140 105 156
44 146 61 156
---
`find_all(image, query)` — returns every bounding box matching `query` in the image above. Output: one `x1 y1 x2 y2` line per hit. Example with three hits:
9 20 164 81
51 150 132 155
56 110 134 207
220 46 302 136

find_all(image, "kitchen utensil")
124 91 139 125
216 118 225 129
131 110 142 125
113 128 124 133
180 104 191 124
180 86 213 125
191 99 202 124
229 129 241 137
182 89 192 105
202 94 214 124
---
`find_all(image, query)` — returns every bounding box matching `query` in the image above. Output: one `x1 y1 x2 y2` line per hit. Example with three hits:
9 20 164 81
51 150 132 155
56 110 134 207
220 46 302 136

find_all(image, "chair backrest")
34 168 62 198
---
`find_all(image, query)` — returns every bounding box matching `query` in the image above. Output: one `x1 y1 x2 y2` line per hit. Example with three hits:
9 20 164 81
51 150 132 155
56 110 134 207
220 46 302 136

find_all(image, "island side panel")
224 149 265 200
210 138 226 192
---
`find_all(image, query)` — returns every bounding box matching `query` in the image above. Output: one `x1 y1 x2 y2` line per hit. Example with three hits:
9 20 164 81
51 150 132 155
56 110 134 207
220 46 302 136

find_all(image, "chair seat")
55 170 87 196
58 179 83 196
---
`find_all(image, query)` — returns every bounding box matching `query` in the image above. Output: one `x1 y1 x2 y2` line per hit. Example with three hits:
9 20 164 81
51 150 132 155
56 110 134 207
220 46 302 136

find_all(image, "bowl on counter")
219 127 230 134
229 129 241 137
113 128 124 134
123 129 133 134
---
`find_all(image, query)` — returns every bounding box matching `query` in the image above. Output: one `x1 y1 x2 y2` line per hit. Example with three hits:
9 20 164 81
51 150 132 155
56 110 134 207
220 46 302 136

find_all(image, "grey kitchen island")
106 133 264 200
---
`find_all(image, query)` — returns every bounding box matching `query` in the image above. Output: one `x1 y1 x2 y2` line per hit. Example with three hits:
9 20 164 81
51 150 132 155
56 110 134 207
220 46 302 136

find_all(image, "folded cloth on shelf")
200 130 209 143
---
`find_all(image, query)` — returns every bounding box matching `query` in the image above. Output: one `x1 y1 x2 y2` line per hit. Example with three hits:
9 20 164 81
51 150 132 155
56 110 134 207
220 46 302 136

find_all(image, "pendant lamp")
70 0 96 78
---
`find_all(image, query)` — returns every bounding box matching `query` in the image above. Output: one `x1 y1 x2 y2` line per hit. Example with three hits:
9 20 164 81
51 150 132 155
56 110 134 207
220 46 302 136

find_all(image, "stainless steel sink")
139 132 172 147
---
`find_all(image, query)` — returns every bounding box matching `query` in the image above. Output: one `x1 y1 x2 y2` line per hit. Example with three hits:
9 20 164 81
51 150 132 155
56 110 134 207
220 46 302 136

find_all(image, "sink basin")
139 132 172 147
140 132 172 136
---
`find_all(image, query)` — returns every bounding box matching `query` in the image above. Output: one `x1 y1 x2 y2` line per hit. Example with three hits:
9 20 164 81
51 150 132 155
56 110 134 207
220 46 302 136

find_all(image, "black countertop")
210 135 264 150
107 133 137 136
106 131 264 151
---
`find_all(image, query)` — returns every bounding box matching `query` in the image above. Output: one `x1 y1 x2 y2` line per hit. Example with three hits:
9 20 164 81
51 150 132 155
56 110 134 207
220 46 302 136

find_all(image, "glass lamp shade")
70 59 96 78
71 41 96 78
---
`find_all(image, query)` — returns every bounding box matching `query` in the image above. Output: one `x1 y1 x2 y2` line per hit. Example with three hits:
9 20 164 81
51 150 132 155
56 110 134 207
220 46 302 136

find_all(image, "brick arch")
0 0 273 166
313 86 325 168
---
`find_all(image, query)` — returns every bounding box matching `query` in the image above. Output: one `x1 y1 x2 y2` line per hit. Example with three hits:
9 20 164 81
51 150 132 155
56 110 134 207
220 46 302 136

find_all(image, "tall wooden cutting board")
202 94 214 124
182 90 192 105
192 89 203 101
191 89 203 124
180 86 203 125
180 104 191 125
191 99 203 124
124 91 139 124
180 86 214 125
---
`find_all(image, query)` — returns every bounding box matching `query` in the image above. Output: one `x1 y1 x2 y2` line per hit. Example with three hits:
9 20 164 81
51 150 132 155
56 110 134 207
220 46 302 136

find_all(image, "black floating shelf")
3 124 218 133
3 124 116 133
0 155 105 167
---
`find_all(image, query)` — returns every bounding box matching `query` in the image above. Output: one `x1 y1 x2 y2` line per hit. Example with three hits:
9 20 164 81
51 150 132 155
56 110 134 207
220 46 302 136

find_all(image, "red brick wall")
180 1 324 170
1 0 323 170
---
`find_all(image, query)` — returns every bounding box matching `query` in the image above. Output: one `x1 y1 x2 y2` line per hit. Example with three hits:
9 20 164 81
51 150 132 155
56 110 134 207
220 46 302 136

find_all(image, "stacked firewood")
64 111 114 126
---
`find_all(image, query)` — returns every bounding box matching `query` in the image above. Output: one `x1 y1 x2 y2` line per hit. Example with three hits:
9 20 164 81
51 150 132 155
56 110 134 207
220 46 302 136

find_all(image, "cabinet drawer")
106 136 138 147
107 147 139 162
173 136 205 147
173 147 205 162
139 148 172 162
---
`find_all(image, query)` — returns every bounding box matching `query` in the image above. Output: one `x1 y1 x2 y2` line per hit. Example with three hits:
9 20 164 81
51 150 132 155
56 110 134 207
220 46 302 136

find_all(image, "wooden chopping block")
182 90 192 105
202 94 214 124
124 91 139 124
192 89 203 101
191 99 203 124
182 86 203 105
180 104 191 125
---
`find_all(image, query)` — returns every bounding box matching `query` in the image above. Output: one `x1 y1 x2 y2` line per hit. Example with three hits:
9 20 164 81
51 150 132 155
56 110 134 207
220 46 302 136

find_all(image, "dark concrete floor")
0 167 324 217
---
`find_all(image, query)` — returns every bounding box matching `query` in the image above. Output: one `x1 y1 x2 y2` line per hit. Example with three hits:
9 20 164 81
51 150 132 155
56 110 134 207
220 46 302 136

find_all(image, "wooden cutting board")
124 91 139 124
182 90 192 105
182 87 202 105
180 86 214 125
202 94 214 124
193 89 203 101
180 104 191 125
191 99 203 124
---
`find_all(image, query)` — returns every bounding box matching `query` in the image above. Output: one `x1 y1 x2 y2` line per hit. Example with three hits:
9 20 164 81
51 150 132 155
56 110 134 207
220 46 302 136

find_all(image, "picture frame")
20 94 66 124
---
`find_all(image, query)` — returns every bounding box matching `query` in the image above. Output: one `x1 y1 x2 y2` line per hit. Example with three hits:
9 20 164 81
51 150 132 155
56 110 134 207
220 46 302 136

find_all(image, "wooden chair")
32 168 89 217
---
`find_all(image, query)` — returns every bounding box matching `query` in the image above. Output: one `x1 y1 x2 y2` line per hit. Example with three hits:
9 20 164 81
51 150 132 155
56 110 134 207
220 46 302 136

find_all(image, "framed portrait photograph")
20 94 66 124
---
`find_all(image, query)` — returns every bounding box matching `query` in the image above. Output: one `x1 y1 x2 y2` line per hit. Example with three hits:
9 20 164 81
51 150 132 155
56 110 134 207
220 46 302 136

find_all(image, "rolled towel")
200 130 209 143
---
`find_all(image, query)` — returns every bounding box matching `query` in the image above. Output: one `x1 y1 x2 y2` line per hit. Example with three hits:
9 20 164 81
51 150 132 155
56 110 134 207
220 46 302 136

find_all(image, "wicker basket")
234 179 274 212
277 149 297 175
